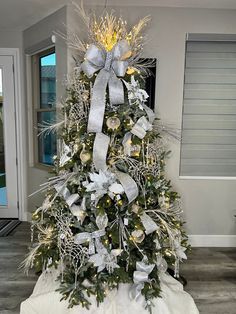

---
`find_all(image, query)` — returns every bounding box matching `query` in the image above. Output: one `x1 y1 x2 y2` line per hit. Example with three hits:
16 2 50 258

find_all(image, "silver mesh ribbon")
81 40 131 133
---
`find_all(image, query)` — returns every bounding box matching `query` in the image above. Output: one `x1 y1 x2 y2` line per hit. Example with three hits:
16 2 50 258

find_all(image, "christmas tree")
23 4 189 313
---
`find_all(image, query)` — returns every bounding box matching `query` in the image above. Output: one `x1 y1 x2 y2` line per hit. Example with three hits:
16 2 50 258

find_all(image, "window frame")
32 47 57 170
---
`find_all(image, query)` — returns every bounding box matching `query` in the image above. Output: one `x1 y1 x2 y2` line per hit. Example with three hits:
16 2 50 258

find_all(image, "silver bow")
74 229 106 255
81 39 131 133
130 261 155 300
131 116 153 139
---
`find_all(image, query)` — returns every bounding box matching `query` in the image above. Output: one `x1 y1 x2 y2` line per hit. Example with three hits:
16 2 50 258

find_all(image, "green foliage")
26 61 189 311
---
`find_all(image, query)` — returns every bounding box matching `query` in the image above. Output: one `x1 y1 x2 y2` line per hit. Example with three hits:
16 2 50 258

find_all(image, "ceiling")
1 0 236 31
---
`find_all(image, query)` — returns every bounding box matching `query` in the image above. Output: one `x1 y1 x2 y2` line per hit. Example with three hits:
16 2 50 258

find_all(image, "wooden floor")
0 223 37 314
0 222 235 314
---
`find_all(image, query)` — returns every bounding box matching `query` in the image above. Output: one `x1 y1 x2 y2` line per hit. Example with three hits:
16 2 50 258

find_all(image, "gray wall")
23 4 236 236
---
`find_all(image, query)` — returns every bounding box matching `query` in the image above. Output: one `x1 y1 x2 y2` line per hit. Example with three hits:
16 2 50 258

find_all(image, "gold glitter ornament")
131 229 145 243
106 116 121 130
130 144 141 157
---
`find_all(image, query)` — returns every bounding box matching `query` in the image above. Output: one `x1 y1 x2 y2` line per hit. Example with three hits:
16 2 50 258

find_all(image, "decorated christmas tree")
23 4 189 313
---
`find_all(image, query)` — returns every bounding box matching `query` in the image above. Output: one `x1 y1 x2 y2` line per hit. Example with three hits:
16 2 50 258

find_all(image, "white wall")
23 6 67 215
23 4 236 240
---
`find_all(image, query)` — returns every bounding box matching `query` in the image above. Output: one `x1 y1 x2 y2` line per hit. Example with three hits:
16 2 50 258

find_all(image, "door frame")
0 48 27 221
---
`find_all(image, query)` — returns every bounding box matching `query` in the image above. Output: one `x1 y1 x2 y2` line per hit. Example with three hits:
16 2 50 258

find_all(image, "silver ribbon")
142 104 155 124
122 132 132 156
54 182 80 207
74 229 106 255
54 182 70 200
93 133 110 170
130 261 155 300
116 171 139 203
131 116 153 139
140 213 159 235
81 40 131 133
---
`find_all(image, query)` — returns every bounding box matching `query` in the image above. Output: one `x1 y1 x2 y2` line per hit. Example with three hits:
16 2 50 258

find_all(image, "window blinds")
180 34 236 177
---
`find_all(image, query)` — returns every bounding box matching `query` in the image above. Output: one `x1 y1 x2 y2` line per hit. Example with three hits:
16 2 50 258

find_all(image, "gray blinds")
180 34 236 177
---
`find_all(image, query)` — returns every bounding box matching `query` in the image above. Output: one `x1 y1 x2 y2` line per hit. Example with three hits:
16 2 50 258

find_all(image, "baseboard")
189 235 236 247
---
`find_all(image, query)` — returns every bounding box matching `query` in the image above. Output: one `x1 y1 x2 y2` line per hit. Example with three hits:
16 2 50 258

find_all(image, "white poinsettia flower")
83 170 123 203
89 247 122 273
84 170 115 192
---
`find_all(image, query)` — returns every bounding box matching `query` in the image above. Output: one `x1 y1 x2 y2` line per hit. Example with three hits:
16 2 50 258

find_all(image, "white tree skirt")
20 269 199 314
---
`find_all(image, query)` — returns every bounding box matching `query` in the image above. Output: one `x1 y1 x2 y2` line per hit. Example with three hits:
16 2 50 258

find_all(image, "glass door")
0 56 18 218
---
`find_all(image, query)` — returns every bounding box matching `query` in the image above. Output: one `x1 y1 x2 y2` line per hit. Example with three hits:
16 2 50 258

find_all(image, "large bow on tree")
81 39 131 133
130 261 155 300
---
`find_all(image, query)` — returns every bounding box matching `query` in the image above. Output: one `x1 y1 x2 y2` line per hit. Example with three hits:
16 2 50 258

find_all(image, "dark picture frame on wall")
142 58 157 110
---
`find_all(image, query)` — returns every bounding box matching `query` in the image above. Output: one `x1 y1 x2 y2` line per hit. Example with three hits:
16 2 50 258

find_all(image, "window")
32 48 57 167
180 34 236 177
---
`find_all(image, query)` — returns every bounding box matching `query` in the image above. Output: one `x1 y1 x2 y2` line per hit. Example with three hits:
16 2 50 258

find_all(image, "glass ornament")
106 116 121 130
80 150 91 163
132 229 145 243
130 144 141 157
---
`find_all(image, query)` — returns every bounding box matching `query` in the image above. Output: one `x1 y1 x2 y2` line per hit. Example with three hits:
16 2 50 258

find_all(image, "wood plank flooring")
181 247 236 314
0 223 37 314
0 222 235 314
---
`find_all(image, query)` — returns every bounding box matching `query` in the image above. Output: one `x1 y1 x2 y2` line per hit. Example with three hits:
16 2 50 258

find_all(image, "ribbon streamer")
74 229 106 255
140 213 159 235
116 171 139 203
122 132 132 156
81 40 131 133
142 104 155 124
130 261 155 300
93 133 110 170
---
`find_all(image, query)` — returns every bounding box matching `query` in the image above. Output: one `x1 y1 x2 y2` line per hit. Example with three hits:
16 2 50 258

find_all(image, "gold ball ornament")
106 116 121 130
117 199 123 206
131 229 145 243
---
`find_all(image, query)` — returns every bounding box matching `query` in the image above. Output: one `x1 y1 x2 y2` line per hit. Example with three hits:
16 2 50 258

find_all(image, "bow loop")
81 39 131 133
112 60 129 77
113 39 131 60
